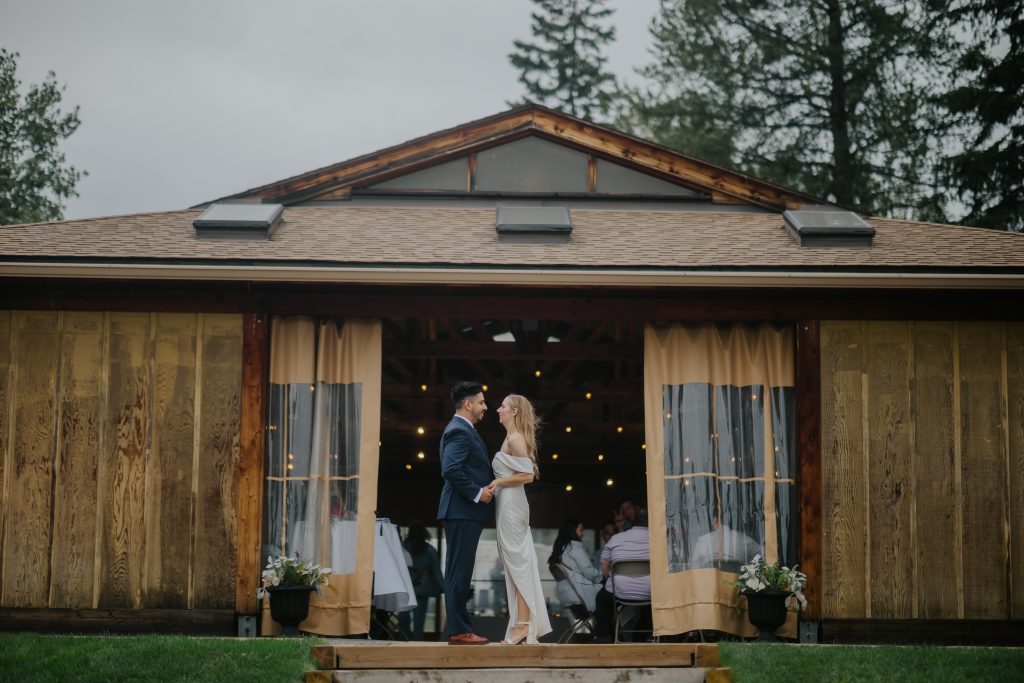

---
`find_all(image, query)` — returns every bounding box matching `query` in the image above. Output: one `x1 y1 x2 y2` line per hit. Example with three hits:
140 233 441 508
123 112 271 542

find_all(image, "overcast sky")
1 1 660 220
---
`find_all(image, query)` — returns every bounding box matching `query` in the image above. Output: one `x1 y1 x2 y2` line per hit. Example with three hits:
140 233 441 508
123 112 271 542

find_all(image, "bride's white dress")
492 451 552 643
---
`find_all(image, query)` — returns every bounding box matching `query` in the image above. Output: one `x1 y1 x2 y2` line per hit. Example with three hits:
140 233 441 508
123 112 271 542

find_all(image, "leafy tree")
509 0 617 120
940 1 1023 231
0 49 84 225
618 0 955 218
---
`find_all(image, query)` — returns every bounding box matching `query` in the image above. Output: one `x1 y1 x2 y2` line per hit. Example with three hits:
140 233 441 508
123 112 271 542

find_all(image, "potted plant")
728 554 806 640
257 554 333 634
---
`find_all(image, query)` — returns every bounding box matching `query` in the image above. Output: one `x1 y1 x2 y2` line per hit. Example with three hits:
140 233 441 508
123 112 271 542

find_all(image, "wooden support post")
236 313 267 615
796 320 822 621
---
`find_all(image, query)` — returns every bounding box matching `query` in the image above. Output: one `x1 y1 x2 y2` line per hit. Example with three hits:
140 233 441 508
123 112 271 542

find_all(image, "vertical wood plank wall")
0 311 242 611
821 321 1023 619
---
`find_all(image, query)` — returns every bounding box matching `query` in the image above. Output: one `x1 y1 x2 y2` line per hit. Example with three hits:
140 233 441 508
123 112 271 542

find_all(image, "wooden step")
306 666 732 683
310 641 721 670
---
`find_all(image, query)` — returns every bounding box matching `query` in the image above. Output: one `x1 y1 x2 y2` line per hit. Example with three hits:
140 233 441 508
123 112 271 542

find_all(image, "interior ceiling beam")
383 340 640 360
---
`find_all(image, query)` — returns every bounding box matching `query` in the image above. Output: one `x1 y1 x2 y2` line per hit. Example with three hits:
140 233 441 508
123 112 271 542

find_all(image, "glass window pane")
716 385 764 479
284 479 311 557
266 384 287 477
666 476 715 572
776 482 797 567
720 480 764 557
262 480 283 563
475 137 588 193
663 383 713 475
287 384 315 476
327 383 362 477
771 386 796 480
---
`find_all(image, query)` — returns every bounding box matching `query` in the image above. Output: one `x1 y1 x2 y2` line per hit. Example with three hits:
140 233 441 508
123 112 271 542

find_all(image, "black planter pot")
268 585 316 635
743 590 790 641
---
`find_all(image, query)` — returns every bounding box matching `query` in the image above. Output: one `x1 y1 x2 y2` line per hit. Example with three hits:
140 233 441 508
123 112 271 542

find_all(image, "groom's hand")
480 484 495 503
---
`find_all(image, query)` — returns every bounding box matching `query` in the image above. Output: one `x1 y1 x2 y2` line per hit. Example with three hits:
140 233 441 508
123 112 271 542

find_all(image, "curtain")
261 316 381 636
644 323 796 637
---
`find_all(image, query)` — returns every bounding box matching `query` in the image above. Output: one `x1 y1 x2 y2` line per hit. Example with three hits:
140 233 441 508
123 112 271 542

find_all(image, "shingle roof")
2 206 1022 272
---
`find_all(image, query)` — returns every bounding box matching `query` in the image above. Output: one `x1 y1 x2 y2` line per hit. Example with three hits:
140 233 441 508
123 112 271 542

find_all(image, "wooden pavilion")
0 104 1021 643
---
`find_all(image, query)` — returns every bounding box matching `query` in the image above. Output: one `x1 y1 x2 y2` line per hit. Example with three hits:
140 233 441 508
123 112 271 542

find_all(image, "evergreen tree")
0 49 84 225
941 1 1023 231
619 0 955 218
509 0 617 120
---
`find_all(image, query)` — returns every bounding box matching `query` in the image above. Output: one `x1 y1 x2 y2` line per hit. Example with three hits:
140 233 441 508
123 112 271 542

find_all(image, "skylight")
783 208 874 247
193 203 283 239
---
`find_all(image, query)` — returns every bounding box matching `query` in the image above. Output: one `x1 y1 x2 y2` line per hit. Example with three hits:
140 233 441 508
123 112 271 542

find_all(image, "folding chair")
609 559 655 643
550 563 596 643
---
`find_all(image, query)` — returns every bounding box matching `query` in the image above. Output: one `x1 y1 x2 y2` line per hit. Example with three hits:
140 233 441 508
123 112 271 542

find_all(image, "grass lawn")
720 642 1024 682
0 633 319 683
2 634 1023 682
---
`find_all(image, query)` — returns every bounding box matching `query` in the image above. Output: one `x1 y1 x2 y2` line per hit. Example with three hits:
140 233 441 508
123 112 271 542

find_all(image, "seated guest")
591 520 616 570
615 497 642 532
594 508 650 641
548 518 602 613
691 517 761 571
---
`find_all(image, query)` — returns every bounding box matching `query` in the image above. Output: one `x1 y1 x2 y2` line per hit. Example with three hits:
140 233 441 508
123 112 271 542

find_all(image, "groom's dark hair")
451 381 484 411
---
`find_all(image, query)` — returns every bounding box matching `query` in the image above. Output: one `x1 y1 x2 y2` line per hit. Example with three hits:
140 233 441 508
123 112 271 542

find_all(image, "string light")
565 484 573 492
616 426 623 433
416 426 425 435
606 478 614 487
405 464 412 470
420 384 428 392
309 385 316 392
565 426 572 433
585 392 592 400
534 370 542 378
641 443 647 450
597 454 604 462
551 453 559 460
417 452 425 460
483 384 489 391
287 463 294 470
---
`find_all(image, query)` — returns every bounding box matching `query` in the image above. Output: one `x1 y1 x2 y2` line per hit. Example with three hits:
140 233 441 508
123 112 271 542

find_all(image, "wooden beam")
796 320 822 621
235 313 267 616
5 279 1024 323
384 339 640 361
821 618 1024 646
0 607 235 635
310 642 720 670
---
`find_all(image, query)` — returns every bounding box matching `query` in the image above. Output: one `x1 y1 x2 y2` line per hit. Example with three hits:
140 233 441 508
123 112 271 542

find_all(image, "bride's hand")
489 479 500 490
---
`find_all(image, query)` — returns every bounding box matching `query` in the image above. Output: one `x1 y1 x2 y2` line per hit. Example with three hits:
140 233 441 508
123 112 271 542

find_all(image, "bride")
490 394 552 645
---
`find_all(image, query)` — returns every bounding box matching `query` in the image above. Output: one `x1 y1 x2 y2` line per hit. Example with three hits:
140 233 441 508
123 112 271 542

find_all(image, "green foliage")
940 1 1023 232
0 633 319 683
509 0 617 120
617 0 956 219
720 642 1024 683
0 49 84 226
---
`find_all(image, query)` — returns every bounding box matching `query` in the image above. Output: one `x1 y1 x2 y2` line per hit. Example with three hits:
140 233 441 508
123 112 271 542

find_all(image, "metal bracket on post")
237 615 257 638
798 619 820 643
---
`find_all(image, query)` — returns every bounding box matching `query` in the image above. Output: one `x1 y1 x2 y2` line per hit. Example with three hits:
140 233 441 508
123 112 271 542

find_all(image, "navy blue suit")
437 416 493 635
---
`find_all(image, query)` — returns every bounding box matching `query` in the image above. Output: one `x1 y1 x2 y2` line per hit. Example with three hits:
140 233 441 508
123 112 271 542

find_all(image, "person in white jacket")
548 518 602 612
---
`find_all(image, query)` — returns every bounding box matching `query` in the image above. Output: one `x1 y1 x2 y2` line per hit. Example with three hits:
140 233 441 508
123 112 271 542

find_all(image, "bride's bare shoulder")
505 432 529 457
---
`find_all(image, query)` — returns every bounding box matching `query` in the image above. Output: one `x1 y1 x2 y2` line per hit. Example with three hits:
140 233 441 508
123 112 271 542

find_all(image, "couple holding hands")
437 381 552 645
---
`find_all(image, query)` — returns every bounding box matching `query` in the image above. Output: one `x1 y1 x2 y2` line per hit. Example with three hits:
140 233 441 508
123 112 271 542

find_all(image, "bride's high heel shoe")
501 621 531 645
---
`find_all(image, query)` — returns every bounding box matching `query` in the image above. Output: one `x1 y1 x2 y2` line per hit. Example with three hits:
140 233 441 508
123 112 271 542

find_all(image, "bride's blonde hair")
506 394 541 479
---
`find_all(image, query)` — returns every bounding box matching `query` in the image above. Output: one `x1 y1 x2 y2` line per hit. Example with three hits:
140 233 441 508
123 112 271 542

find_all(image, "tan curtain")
261 316 381 636
644 323 797 637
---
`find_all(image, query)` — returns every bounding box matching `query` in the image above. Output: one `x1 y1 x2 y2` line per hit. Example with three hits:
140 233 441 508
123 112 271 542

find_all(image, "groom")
438 381 495 645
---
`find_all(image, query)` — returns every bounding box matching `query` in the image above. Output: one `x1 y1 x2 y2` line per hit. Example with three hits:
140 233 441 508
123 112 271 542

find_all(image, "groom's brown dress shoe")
447 632 489 645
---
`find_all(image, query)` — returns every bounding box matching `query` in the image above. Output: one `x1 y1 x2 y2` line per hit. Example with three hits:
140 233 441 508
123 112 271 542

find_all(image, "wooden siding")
821 321 1022 619
0 311 242 611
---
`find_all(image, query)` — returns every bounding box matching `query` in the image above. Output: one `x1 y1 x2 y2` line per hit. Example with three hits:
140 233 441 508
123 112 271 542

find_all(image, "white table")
372 519 417 613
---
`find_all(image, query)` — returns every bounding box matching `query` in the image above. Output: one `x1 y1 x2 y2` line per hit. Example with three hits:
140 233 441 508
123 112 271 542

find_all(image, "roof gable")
211 104 820 211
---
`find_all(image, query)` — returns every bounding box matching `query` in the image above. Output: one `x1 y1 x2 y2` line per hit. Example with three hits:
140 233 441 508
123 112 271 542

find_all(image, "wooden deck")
311 641 721 670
